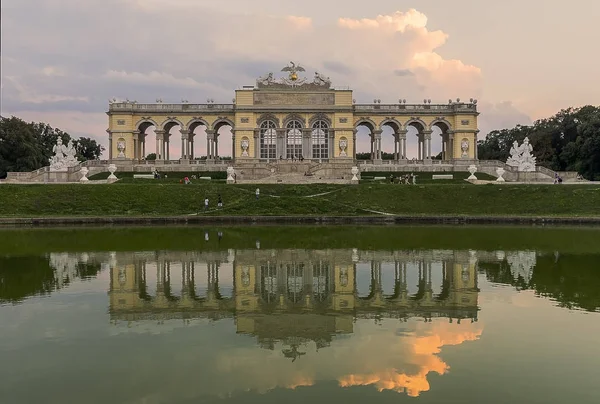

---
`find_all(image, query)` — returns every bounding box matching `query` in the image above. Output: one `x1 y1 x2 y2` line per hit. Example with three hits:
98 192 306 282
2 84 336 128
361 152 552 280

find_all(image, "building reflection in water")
100 248 486 397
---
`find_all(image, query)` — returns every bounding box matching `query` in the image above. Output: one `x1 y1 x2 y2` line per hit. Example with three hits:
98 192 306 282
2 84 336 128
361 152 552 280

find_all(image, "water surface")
1 226 599 403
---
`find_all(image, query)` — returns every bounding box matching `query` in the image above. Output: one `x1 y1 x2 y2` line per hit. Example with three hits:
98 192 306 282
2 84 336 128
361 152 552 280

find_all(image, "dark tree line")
478 105 600 180
479 253 600 313
0 116 104 178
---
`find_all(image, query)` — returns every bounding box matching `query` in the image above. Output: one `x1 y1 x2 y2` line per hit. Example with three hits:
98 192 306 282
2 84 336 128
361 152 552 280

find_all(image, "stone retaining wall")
1 215 598 227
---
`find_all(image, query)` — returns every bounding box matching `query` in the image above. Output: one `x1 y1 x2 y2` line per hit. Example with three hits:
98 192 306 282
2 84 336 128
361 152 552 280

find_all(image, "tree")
0 115 104 176
74 137 104 161
0 116 47 177
146 153 157 160
478 105 600 180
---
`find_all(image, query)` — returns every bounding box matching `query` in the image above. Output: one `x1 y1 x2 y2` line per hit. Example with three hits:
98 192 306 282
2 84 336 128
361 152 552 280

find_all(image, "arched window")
312 120 329 159
286 120 303 159
260 120 277 159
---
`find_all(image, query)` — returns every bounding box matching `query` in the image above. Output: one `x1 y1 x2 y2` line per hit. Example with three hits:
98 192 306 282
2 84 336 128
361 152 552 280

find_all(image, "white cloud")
3 76 89 104
0 1 521 158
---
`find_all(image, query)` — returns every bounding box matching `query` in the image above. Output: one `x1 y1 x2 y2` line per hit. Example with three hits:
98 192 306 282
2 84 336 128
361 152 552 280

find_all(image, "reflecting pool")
1 226 599 403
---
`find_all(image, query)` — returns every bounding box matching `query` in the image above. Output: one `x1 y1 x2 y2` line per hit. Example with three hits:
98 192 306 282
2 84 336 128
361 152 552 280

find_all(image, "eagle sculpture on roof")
281 61 305 81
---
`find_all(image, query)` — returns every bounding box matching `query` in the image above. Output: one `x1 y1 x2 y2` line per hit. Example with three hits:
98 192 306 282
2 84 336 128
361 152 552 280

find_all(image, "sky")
1 0 599 159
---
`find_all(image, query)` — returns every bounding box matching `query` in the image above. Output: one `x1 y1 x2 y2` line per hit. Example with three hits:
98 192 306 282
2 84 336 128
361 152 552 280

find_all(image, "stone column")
142 139 146 160
107 131 113 160
254 130 260 159
373 129 383 161
155 130 165 160
277 129 286 160
190 137 194 160
302 129 311 160
231 131 236 162
394 133 398 161
214 135 219 159
329 130 335 159
206 130 215 160
423 130 432 159
398 129 407 160
353 129 357 160
180 129 189 160
474 131 479 160
448 131 455 160
133 136 137 160
165 138 170 160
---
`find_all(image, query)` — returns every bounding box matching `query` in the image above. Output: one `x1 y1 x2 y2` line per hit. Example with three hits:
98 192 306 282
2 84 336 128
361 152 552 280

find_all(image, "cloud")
213 319 482 397
1 1 498 158
478 101 533 136
394 69 414 76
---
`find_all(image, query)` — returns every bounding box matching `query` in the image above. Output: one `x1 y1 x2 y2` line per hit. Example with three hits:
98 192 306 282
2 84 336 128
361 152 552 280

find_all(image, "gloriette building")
106 62 480 167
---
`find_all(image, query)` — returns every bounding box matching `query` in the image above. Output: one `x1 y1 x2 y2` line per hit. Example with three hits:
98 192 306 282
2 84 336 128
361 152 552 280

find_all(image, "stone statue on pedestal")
506 137 536 172
49 137 81 171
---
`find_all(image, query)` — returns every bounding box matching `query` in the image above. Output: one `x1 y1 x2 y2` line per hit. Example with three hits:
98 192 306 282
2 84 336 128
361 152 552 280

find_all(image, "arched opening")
260 120 277 160
214 120 234 160
431 121 451 160
311 120 329 160
381 120 402 160
355 120 375 160
162 120 182 161
136 121 156 161
286 120 303 159
406 121 426 160
188 120 208 160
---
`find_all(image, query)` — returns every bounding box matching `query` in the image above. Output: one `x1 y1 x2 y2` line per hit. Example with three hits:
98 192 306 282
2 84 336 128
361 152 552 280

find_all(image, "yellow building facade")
106 62 480 163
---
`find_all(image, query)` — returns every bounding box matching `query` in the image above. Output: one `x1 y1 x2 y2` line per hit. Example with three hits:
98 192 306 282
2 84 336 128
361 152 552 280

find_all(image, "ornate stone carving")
256 113 280 127
507 137 536 172
461 138 469 158
309 112 331 127
240 117 249 124
227 166 235 183
313 71 331 86
117 140 126 158
351 166 359 183
467 164 477 180
283 113 305 127
79 167 89 182
49 136 80 171
240 137 249 156
496 167 505 182
257 72 275 86
254 92 334 105
339 137 348 157
255 61 332 90
107 164 118 182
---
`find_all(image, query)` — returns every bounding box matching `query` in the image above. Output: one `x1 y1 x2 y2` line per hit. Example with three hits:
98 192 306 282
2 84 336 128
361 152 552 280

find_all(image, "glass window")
286 120 303 159
260 120 277 159
312 120 329 159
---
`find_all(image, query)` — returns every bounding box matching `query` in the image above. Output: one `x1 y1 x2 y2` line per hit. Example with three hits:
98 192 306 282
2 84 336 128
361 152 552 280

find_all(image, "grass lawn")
0 182 599 217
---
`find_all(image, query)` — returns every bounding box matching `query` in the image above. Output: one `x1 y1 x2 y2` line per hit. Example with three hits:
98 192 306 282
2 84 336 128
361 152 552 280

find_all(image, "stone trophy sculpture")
339 138 348 157
506 137 536 172
49 137 80 171
241 138 249 157
461 139 469 158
